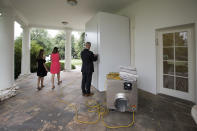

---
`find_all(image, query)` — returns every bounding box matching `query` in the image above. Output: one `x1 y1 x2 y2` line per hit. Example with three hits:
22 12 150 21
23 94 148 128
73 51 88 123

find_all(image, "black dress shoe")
37 87 42 90
82 93 88 96
86 93 94 96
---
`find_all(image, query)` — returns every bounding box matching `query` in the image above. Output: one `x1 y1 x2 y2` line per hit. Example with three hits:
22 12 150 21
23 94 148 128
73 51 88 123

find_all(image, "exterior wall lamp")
62 21 68 25
67 0 78 6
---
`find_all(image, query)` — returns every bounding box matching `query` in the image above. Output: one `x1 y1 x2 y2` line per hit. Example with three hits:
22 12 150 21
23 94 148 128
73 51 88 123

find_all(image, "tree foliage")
14 29 85 78
76 32 85 58
52 31 65 59
71 32 85 59
31 28 52 55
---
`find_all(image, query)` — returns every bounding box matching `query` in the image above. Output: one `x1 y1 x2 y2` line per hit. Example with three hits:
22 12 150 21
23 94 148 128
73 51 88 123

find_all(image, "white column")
21 26 31 75
0 7 15 90
64 29 72 71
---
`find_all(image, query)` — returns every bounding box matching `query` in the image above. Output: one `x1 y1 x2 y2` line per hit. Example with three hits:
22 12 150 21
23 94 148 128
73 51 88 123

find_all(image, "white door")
157 27 195 102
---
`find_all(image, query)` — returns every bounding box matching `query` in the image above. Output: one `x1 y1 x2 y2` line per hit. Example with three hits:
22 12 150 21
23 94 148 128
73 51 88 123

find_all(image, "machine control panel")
130 105 137 111
124 82 132 90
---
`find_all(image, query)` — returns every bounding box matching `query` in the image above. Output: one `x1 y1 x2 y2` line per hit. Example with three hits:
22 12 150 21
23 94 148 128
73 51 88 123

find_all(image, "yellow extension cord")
17 75 135 129
57 99 135 129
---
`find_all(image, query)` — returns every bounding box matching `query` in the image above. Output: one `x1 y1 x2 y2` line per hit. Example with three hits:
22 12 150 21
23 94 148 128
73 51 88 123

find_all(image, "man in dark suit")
81 42 98 96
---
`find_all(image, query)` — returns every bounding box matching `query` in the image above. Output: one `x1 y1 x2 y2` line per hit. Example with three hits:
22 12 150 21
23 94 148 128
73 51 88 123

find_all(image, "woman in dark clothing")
37 49 48 90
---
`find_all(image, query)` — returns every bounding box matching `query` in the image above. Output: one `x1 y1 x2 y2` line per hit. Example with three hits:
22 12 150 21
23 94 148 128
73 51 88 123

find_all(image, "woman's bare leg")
41 77 44 87
37 77 41 90
57 72 62 85
51 74 55 89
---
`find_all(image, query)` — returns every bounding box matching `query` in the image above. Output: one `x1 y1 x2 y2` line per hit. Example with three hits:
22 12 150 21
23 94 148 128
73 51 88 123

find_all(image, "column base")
19 73 31 78
17 73 33 83
64 69 71 72
0 84 19 102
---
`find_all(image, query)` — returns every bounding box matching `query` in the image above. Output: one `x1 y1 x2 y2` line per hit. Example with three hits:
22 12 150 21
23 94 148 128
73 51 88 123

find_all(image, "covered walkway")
0 71 196 131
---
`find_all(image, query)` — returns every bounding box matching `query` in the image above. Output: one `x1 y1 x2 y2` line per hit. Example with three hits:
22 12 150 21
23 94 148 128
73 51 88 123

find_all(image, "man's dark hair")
86 42 91 46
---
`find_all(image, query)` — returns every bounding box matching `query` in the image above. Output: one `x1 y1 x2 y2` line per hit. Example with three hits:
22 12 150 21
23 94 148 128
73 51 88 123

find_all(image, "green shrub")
14 37 22 79
71 59 82 66
45 61 76 71
14 39 43 79
30 40 43 73
72 64 76 69
45 62 51 71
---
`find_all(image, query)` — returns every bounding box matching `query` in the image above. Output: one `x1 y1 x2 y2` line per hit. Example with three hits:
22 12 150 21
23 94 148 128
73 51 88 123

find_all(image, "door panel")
157 27 195 102
163 75 174 89
176 77 188 92
163 47 174 60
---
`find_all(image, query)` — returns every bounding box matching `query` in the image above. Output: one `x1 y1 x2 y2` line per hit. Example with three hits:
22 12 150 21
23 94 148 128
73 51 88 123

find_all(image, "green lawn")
60 59 82 66
71 59 82 66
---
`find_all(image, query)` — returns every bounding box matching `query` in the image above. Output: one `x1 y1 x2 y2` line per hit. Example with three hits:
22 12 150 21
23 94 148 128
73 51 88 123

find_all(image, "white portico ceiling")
9 0 136 31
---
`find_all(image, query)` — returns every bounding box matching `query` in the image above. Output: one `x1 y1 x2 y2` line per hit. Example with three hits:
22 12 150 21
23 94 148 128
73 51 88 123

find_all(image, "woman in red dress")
50 47 62 89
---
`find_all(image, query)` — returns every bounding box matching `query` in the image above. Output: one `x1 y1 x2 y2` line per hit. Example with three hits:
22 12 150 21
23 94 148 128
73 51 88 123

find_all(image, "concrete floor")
0 71 197 131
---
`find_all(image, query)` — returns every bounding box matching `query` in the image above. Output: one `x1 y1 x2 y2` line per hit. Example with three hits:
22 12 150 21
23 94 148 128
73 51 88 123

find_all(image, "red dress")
50 53 61 74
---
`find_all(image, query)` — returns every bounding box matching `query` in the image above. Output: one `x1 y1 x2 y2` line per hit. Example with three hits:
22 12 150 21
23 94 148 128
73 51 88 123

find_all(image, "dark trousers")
81 72 93 94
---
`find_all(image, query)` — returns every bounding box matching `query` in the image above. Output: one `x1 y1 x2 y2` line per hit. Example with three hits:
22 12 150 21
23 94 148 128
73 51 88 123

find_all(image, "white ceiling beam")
14 11 28 27
29 24 84 32
0 0 12 7
0 0 29 27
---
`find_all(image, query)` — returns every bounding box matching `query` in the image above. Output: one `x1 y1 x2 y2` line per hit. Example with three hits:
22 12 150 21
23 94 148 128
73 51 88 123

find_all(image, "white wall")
118 0 197 102
85 12 131 91
98 12 131 91
0 6 15 90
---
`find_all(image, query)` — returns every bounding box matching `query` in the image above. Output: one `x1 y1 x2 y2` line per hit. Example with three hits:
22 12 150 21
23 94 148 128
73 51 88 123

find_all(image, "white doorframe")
156 25 196 102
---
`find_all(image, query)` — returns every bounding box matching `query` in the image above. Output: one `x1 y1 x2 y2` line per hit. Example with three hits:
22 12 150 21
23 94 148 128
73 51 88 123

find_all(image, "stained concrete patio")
0 70 196 131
